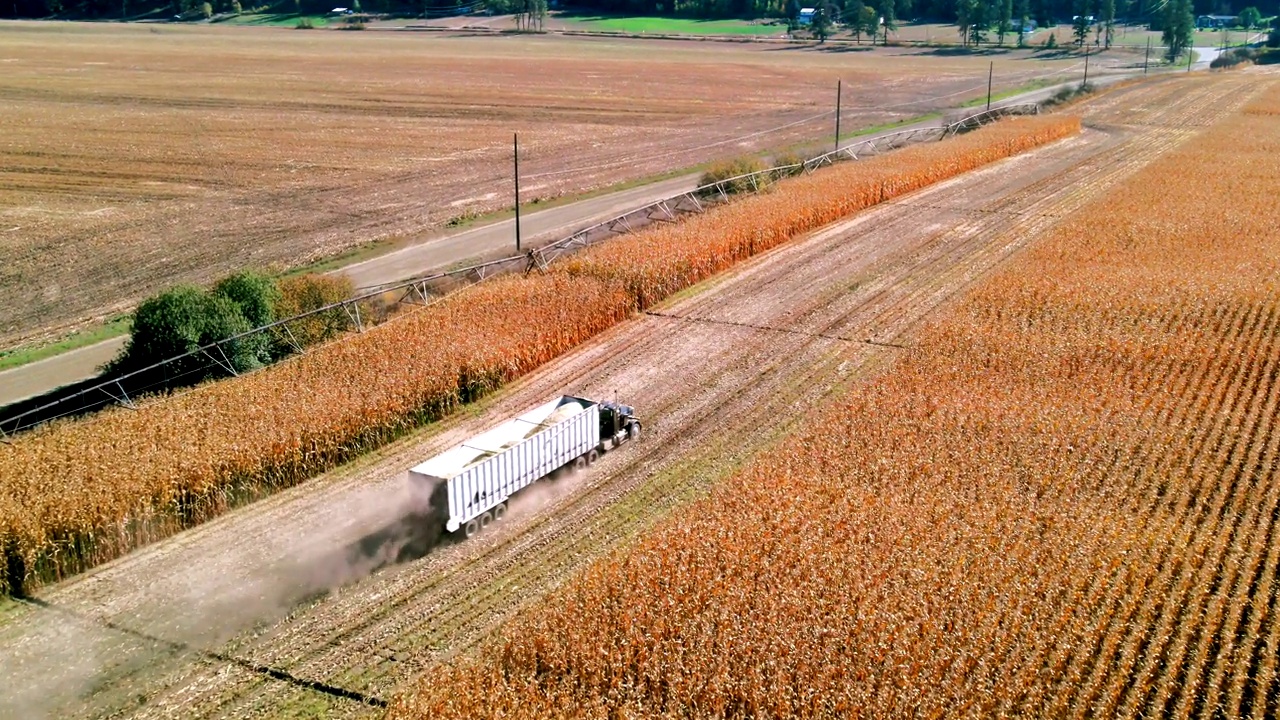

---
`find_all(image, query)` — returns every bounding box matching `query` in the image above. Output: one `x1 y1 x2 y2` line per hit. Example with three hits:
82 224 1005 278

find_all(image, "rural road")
0 64 1140 409
0 75 1251 720
338 173 701 289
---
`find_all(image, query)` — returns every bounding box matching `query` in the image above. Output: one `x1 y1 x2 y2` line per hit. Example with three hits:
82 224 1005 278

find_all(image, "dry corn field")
559 117 1080 308
0 21 1090 348
0 115 1077 599
390 79 1280 718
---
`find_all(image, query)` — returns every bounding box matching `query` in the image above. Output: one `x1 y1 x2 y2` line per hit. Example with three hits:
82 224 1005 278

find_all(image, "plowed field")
0 74 1245 720
0 21 1099 347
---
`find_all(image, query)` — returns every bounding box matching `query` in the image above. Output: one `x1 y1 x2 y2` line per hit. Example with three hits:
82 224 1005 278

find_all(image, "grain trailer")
409 395 640 538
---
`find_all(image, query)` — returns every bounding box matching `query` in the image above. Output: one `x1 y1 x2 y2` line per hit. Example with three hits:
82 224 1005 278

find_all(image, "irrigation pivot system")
0 104 1040 439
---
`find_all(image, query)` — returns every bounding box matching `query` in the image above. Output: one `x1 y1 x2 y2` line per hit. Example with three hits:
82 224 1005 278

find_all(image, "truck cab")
598 401 641 449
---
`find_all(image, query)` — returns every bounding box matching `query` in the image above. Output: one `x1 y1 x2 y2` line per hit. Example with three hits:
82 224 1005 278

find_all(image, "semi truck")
409 395 641 538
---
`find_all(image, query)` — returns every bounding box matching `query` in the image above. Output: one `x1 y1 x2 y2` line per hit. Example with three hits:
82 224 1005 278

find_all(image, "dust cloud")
0 615 103 720
0 475 445 719
0 465 587 718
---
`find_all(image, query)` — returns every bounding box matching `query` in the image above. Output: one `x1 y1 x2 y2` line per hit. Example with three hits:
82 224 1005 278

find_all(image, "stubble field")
0 21 1096 347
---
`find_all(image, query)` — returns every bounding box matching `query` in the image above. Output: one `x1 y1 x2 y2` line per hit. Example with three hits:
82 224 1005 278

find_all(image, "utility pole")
1187 46 1193 72
1082 49 1090 86
1144 36 1150 74
986 61 993 111
834 79 842 152
513 133 522 253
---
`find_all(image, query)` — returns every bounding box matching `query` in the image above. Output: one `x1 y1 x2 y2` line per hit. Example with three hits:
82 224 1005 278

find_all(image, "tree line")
7 0 1277 25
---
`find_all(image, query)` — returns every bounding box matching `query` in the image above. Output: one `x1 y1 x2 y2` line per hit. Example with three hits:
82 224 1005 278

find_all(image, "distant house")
1196 14 1238 28
1013 18 1037 32
798 7 815 25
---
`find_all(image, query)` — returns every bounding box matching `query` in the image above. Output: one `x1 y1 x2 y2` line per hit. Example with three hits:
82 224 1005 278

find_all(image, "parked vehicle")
409 395 641 538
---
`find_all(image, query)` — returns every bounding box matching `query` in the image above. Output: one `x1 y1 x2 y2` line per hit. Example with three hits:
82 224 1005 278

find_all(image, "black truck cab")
598 400 641 448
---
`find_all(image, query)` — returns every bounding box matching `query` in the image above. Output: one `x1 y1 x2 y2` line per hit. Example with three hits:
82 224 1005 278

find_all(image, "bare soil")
0 74 1242 720
0 21 1111 348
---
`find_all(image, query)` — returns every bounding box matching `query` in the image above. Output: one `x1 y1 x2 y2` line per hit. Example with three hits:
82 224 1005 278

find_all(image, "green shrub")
272 274 356 350
770 152 807 180
1041 82 1095 109
213 270 280 328
1210 47 1278 69
698 156 768 196
109 284 270 380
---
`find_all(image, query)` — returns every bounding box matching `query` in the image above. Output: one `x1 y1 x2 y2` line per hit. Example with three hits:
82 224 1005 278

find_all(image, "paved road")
0 337 127 408
340 174 702 288
0 65 1146 409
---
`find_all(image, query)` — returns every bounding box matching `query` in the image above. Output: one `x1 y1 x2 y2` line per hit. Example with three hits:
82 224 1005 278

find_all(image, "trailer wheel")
587 449 599 465
479 511 493 530
464 519 479 538
494 502 507 521
573 456 587 472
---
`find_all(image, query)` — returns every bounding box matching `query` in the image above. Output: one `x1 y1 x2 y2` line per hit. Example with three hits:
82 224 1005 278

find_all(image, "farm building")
1197 14 1239 28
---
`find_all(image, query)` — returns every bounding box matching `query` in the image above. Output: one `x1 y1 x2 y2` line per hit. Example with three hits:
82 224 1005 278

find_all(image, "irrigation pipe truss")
0 103 1039 440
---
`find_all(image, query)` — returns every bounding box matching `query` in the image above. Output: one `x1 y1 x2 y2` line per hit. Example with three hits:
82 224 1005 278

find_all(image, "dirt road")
0 74 1246 720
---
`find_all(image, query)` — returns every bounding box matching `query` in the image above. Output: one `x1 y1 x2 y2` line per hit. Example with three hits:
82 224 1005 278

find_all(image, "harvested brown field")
392 75 1280 718
0 20 1093 347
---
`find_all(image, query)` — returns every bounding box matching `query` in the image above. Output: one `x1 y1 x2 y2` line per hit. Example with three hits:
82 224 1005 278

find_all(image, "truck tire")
464 519 479 538
574 456 587 472
628 422 641 441
587 449 599 465
494 502 507 521
479 511 493 529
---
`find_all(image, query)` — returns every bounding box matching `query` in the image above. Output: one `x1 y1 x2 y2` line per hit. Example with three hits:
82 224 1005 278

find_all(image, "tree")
1072 0 1091 46
271 274 356 350
1100 0 1114 47
1031 0 1051 29
1238 6 1260 29
845 0 868 40
967 0 990 44
1270 14 1280 46
200 294 271 372
213 271 279 329
879 0 896 37
1015 0 1030 46
785 0 801 32
998 0 1012 44
810 0 834 42
110 285 268 380
957 0 972 44
858 4 879 38
1162 0 1193 60
531 0 546 30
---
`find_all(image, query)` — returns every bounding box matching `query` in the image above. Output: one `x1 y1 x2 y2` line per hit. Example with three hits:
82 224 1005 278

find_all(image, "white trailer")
409 395 640 538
